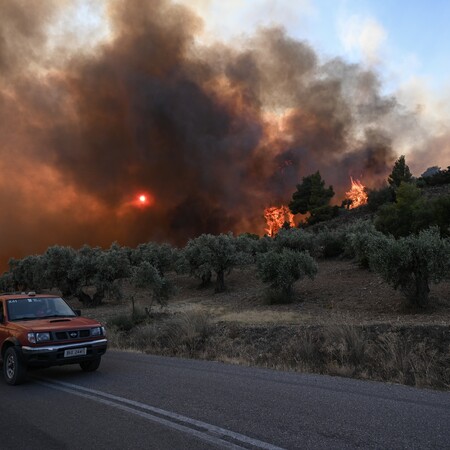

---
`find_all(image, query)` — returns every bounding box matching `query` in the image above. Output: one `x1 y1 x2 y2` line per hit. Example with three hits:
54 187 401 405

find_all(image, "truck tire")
3 347 27 385
80 357 101 372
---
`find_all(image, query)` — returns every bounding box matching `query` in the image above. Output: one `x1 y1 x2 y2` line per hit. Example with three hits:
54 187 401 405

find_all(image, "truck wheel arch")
1 338 20 359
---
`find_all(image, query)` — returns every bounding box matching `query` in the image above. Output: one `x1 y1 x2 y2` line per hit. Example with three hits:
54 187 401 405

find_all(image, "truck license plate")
64 348 87 357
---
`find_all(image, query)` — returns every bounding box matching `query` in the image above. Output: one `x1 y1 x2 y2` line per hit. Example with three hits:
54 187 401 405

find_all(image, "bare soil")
122 259 450 327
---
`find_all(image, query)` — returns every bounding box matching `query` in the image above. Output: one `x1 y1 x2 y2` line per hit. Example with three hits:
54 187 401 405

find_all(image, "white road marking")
35 378 286 450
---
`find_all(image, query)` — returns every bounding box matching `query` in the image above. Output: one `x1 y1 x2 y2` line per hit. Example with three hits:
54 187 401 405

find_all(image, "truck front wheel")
80 357 101 372
3 347 27 385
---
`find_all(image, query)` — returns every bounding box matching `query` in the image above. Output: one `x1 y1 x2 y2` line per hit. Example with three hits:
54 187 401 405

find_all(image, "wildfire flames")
346 178 368 209
264 206 295 237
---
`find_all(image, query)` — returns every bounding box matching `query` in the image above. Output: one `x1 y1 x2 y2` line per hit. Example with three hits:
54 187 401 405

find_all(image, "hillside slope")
78 259 450 390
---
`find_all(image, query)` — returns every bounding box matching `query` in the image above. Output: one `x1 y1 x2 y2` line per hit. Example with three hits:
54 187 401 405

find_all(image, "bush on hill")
257 248 318 303
368 227 450 307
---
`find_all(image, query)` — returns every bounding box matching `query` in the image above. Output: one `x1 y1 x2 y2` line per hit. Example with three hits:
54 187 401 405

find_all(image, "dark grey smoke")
0 0 421 268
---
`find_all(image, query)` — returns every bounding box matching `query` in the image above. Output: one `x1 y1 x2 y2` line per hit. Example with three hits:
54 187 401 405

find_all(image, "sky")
0 0 449 268
178 0 450 139
181 0 450 93
177 0 450 170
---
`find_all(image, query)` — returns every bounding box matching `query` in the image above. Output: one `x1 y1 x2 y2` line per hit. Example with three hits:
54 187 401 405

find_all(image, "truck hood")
12 317 101 332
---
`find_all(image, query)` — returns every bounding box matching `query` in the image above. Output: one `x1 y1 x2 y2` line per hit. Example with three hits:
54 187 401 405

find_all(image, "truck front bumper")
21 338 107 367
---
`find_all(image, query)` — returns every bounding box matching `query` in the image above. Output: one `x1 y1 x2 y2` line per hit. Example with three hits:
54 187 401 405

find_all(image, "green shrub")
257 248 318 303
274 228 319 256
315 228 346 258
235 234 259 260
375 182 433 238
255 236 275 254
307 205 339 225
430 196 450 237
367 186 395 212
343 220 382 266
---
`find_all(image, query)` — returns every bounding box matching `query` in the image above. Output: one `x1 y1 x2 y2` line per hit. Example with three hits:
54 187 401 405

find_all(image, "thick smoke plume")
0 0 444 269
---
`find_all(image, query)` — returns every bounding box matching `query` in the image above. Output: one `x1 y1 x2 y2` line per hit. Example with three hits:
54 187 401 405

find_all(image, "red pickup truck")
0 292 107 385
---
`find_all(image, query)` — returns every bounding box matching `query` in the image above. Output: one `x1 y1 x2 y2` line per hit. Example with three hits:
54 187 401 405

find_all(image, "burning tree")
345 178 368 209
264 206 295 237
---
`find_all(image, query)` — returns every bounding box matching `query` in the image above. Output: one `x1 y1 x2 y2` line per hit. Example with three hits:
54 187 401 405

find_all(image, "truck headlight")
36 332 51 342
91 327 102 337
27 332 36 343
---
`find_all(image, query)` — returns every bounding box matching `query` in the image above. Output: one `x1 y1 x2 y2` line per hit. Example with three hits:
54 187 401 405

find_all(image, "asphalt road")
0 351 449 449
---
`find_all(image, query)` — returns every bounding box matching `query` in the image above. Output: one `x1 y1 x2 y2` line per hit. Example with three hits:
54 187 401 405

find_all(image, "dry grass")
105 320 450 389
219 310 310 325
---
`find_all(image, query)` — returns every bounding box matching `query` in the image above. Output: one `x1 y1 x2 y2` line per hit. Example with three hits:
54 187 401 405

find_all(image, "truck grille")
54 329 91 340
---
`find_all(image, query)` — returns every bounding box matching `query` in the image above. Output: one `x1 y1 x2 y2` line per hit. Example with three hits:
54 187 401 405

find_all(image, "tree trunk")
76 290 92 305
415 273 430 307
92 289 105 307
282 284 293 303
215 270 225 293
198 270 212 289
404 273 430 308
76 288 104 307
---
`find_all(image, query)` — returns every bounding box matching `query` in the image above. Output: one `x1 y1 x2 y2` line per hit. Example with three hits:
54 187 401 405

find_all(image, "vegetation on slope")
1 155 450 389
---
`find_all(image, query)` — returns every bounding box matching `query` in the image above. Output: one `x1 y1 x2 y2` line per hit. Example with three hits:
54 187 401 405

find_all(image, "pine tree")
289 171 335 224
388 155 412 188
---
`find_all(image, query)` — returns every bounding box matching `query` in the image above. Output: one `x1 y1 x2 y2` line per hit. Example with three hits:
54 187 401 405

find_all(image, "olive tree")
94 243 131 301
274 228 319 256
131 261 176 314
42 246 77 296
131 242 176 276
257 248 318 302
68 246 101 305
345 220 385 267
0 271 14 292
69 243 131 307
368 227 450 307
181 233 251 293
8 255 46 292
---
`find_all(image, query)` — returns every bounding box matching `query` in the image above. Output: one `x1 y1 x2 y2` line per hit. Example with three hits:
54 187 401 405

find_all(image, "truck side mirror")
74 309 81 316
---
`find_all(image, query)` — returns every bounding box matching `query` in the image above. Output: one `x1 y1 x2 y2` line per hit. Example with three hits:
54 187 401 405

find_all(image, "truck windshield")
6 297 76 321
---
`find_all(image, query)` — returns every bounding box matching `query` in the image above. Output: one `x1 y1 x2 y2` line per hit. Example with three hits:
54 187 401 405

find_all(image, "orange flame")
264 205 295 237
345 177 368 209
